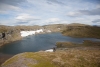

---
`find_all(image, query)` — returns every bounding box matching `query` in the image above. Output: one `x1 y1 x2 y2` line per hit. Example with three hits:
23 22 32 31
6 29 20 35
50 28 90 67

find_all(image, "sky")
0 0 100 26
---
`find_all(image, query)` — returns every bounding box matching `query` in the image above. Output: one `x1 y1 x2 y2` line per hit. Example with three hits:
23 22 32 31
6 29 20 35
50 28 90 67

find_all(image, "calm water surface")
0 33 100 54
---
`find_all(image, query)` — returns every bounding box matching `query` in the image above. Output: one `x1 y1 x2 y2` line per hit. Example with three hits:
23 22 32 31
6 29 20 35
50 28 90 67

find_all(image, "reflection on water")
0 33 100 54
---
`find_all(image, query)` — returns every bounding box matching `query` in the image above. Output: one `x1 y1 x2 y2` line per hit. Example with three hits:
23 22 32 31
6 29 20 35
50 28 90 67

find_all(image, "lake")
0 33 100 54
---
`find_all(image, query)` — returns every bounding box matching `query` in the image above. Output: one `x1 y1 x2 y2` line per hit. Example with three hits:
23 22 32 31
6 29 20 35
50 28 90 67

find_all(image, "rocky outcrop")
0 26 22 47
0 31 22 47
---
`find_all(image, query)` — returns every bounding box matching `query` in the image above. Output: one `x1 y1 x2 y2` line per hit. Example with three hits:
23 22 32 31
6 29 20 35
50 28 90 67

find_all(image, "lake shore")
0 40 100 66
0 53 13 65
1 41 100 67
0 25 100 66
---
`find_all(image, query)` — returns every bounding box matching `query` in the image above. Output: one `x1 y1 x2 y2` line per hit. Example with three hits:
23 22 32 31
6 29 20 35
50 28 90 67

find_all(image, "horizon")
0 23 92 26
0 0 100 26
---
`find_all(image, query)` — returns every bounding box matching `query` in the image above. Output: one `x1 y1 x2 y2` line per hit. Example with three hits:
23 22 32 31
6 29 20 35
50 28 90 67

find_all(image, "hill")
1 42 100 67
62 26 100 38
0 23 100 67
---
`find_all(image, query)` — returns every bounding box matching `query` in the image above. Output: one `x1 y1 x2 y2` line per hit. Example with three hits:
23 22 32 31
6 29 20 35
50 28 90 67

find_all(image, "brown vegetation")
1 23 100 67
56 40 100 48
62 26 100 38
1 40 100 67
1 46 100 67
0 25 21 47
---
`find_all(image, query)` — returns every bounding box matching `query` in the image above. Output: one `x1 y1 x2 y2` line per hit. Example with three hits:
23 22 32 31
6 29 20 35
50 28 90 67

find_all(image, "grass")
62 26 100 38
1 24 100 67
38 49 100 67
1 40 100 67
56 40 100 48
24 52 57 67
1 48 100 67
56 42 77 48
1 52 58 67
0 25 8 33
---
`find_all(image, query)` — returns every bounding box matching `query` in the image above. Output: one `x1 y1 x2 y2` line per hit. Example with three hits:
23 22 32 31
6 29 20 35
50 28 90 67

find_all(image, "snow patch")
20 29 43 37
45 49 53 52
58 28 60 29
47 30 51 32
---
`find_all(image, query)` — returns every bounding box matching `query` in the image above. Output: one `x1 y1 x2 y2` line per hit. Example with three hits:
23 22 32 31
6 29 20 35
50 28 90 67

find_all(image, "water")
0 33 100 54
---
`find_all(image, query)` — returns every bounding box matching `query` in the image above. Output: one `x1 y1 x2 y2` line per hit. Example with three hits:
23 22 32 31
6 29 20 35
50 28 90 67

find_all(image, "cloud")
45 18 61 24
0 0 26 6
0 0 26 13
47 0 65 5
0 0 100 26
67 8 100 17
92 19 100 23
43 18 68 25
82 0 100 4
67 12 82 17
16 13 40 21
15 13 40 25
79 8 100 15
0 3 20 13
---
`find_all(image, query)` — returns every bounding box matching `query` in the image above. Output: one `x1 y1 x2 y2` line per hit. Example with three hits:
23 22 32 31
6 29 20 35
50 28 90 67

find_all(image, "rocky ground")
0 23 100 67
0 46 100 67
1 40 100 67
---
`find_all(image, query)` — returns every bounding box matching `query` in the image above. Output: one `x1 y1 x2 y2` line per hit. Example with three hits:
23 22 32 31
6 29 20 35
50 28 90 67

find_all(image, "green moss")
22 52 57 67
27 63 36 67
34 61 56 67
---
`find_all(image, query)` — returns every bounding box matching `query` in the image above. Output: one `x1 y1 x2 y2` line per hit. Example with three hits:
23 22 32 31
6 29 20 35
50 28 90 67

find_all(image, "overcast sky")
0 0 100 26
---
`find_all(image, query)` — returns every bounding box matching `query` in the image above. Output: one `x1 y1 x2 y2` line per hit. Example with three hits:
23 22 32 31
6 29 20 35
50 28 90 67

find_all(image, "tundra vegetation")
1 45 100 67
0 23 100 67
62 26 100 38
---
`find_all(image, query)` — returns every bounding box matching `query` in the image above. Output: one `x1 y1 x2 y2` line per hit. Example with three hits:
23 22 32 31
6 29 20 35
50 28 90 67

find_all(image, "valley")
0 23 100 67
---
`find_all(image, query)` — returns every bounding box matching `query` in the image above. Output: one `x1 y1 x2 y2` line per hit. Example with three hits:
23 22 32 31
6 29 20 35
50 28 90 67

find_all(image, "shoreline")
0 53 13 65
1 44 100 67
0 30 58 48
0 40 100 66
0 30 100 66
